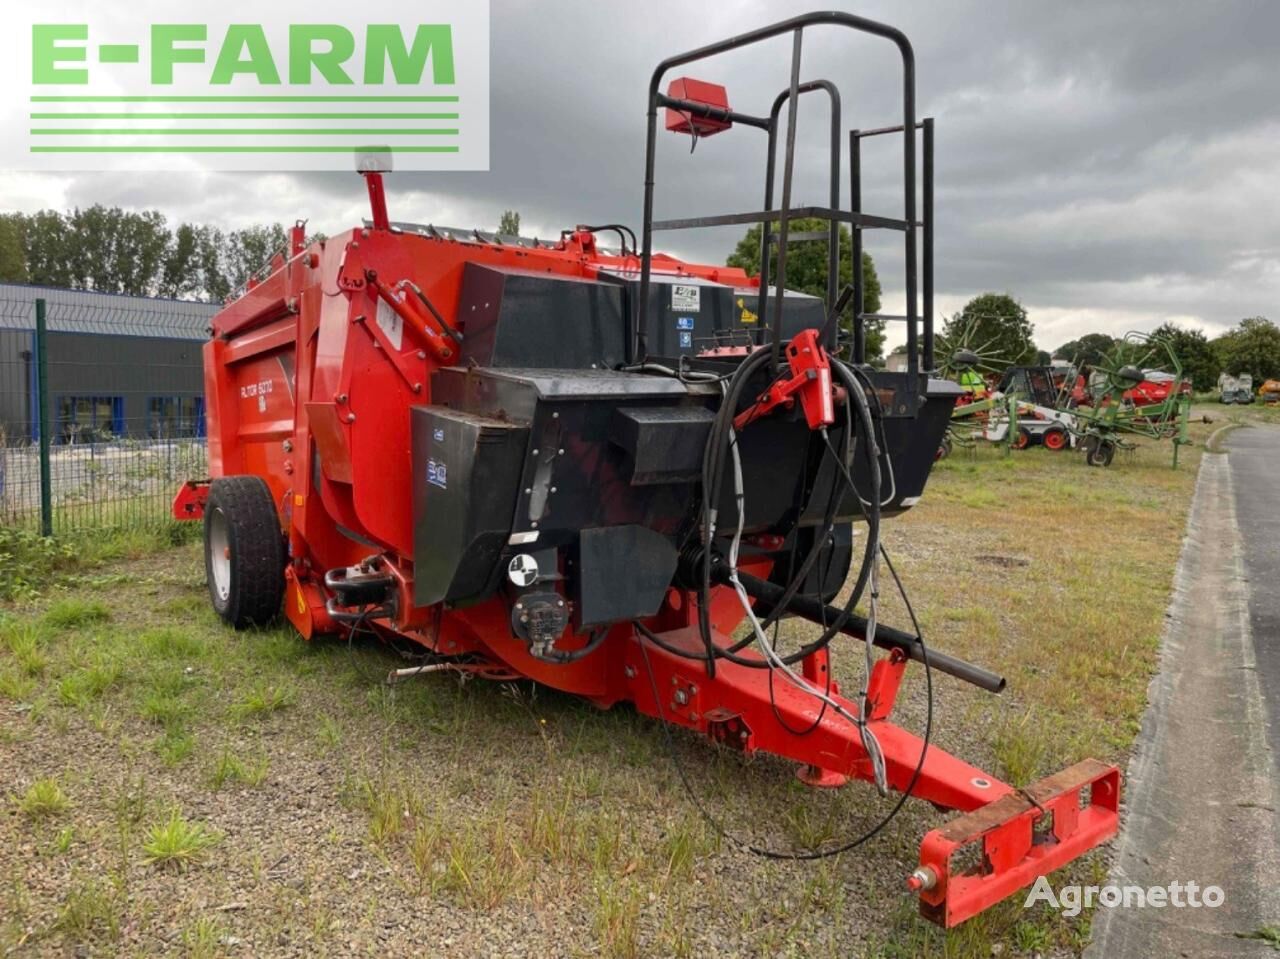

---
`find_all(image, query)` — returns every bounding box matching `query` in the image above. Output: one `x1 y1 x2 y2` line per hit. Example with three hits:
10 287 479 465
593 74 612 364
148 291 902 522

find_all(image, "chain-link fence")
0 288 218 535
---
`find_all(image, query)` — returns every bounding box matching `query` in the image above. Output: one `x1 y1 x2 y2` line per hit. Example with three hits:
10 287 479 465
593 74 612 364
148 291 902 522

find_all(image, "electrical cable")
635 541 933 860
686 353 882 670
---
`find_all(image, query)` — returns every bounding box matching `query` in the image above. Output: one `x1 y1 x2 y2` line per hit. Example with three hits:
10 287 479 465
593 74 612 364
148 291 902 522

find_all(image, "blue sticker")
676 316 695 330
679 330 693 348
433 428 445 441
427 459 448 489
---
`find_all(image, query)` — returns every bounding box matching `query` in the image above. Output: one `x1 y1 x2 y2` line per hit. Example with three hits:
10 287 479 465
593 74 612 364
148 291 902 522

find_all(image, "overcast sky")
1 0 1276 352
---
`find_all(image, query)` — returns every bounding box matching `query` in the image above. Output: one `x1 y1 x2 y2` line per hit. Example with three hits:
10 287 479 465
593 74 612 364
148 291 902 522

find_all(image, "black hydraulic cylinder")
725 567 1007 694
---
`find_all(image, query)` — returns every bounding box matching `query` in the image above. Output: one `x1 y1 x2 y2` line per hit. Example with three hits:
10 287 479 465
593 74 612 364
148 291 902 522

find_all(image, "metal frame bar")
758 81 840 356
637 11 920 370
652 207 908 232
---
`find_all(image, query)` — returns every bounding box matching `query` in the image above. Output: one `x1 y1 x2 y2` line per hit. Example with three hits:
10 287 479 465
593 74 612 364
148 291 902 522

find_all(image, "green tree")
158 223 204 299
945 293 1035 366
0 215 27 283
223 224 290 292
1213 316 1280 382
1055 332 1117 369
22 210 74 287
726 218 883 358
1150 322 1217 391
497 210 520 235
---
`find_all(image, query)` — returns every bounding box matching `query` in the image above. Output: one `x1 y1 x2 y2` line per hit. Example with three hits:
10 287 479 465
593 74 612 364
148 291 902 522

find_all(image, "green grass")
43 598 111 629
234 681 296 719
141 812 220 871
15 778 71 818
1236 925 1280 950
0 411 1221 957
57 656 122 707
54 878 123 943
208 747 270 790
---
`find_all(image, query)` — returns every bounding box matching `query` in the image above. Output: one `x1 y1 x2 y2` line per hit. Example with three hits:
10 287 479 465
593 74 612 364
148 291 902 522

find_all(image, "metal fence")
0 291 216 535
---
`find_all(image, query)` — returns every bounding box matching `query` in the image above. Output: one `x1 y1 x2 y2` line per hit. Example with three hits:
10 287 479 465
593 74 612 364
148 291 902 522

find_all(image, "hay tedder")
1068 332 1193 467
174 12 1119 926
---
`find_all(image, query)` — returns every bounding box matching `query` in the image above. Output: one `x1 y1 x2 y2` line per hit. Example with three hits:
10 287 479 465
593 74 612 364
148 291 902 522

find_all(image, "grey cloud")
21 0 1280 347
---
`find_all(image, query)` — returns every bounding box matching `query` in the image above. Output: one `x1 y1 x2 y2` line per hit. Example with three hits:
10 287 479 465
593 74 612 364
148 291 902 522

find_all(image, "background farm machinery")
174 12 1122 927
1065 332 1193 467
937 331 1192 467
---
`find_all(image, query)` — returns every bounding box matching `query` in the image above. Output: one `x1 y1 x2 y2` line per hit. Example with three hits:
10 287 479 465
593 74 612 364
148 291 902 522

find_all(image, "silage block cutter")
174 12 1119 926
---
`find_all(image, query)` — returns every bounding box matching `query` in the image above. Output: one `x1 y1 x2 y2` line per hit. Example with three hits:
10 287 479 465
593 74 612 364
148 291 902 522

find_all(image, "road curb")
1085 450 1280 958
1205 419 1247 453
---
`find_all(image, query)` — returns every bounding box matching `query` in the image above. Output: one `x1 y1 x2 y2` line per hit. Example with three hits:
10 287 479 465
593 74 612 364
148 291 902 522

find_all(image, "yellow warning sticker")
737 297 758 325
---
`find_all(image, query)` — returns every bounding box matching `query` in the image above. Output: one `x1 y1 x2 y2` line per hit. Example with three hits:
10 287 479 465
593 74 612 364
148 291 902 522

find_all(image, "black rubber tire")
204 476 286 628
1013 427 1032 450
1086 439 1115 468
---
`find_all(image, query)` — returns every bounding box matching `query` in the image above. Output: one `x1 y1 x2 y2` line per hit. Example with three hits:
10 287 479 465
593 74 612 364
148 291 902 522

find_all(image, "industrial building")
0 284 217 443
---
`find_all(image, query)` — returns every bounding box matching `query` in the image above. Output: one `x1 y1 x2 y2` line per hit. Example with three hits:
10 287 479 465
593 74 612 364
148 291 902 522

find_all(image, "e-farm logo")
3 1 489 171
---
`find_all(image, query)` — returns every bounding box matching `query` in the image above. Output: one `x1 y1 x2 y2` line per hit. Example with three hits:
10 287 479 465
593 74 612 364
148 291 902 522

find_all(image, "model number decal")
239 380 274 399
671 284 700 311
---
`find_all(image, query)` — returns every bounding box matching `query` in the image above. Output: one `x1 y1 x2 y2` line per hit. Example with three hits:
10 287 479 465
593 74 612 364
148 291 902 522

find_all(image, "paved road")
1231 425 1280 768
1087 428 1280 958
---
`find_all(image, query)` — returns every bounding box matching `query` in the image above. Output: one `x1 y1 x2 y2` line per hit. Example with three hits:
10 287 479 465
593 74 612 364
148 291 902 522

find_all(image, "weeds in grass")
155 730 196 766
51 826 75 855
141 812 220 871
527 790 576 862
109 774 151 832
0 666 38 701
361 777 410 844
57 657 122 707
139 689 193 730
1235 925 1280 950
409 821 446 893
593 877 644 959
15 778 70 818
234 681 295 719
208 748 270 790
316 712 342 750
0 527 75 601
660 817 714 880
140 626 204 660
43 598 111 630
54 877 122 943
442 816 529 910
992 708 1053 785
781 795 839 850
182 916 226 959
1 621 48 676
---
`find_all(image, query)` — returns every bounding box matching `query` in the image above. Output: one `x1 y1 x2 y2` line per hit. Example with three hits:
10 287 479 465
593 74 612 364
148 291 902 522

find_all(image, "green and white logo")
4 1 489 171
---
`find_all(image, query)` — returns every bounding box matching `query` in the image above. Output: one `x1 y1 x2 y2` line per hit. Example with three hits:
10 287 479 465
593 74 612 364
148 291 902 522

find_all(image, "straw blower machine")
174 12 1120 926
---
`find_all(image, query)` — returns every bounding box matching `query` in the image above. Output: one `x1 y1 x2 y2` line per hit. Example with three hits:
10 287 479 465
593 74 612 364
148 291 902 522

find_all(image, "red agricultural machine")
174 12 1119 926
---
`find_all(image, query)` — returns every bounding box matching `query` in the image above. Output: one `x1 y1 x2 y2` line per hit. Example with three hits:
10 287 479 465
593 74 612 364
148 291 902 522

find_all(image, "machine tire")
1086 439 1115 468
204 476 286 628
1013 427 1031 450
1043 426 1068 451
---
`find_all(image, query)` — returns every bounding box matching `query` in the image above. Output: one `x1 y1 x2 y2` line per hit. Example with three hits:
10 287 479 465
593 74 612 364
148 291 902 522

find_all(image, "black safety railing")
636 11 936 390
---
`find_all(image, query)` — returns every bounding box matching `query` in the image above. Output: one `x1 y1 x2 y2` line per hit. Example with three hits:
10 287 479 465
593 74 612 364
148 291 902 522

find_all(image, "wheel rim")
208 507 231 601
1045 430 1066 450
1014 431 1029 449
